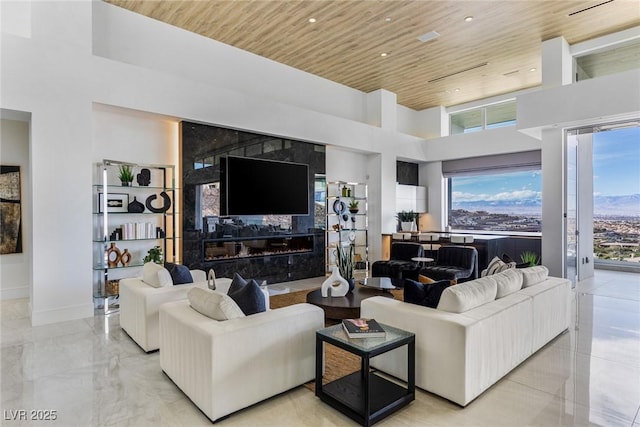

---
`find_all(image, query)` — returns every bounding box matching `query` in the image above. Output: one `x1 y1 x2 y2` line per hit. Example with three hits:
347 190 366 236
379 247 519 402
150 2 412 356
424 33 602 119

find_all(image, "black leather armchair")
419 246 478 283
371 242 423 280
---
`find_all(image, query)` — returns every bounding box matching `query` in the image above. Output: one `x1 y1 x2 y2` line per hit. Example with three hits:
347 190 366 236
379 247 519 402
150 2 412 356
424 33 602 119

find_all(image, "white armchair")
119 270 235 352
159 300 324 422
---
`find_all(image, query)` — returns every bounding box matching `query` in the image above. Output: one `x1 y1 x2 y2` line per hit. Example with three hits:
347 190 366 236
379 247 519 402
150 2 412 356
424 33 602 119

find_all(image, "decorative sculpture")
321 266 349 297
145 191 172 213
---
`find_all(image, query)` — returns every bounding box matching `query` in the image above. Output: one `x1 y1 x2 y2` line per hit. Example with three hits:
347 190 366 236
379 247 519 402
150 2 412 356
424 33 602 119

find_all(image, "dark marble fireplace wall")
181 121 326 282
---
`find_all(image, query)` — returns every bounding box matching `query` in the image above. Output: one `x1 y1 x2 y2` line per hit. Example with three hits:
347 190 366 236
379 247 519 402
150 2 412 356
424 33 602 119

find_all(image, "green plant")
396 210 418 222
520 251 539 267
335 243 355 281
118 164 134 183
143 246 163 264
348 200 359 210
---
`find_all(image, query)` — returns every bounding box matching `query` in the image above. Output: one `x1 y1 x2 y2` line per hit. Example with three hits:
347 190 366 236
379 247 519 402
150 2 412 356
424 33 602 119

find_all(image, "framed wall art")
0 165 23 254
98 192 129 213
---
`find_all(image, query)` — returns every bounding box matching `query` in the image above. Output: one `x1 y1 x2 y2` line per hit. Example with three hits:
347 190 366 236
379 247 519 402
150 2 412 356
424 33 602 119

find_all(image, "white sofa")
119 269 237 352
361 266 571 406
159 300 324 422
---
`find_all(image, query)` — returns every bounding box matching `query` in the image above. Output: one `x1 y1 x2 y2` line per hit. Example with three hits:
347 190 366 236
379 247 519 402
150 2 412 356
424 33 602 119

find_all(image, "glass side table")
315 323 415 426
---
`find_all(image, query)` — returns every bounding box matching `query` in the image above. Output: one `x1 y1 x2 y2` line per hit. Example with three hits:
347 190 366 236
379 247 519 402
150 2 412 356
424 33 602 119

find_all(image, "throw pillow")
188 287 245 321
493 269 523 298
404 278 451 308
521 265 549 287
485 256 516 276
437 276 498 313
227 273 267 315
164 262 194 285
142 262 172 288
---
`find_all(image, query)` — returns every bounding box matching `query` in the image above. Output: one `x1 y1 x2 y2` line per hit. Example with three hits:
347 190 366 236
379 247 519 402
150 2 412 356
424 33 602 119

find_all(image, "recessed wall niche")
181 121 326 284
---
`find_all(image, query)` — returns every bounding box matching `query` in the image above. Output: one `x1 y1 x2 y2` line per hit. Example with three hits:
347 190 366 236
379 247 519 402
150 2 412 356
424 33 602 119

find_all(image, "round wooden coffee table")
306 285 394 320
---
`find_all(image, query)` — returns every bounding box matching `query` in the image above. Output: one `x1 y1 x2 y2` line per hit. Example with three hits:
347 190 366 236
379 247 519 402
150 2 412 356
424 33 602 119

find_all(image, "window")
450 101 516 135
444 151 541 234
576 39 640 82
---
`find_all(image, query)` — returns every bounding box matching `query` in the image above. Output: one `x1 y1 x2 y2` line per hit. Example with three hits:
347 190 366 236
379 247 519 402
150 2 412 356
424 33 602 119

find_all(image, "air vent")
428 62 489 83
568 0 614 16
417 31 440 43
503 70 520 76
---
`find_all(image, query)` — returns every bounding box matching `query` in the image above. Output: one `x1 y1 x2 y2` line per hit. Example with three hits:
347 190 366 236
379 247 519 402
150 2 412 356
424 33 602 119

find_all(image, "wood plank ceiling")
106 0 640 111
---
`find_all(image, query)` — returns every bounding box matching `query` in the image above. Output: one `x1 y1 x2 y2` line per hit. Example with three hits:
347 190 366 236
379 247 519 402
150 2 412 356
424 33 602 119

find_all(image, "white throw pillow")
520 266 549 287
142 262 173 288
437 276 498 313
484 256 516 276
188 287 245 321
493 269 524 298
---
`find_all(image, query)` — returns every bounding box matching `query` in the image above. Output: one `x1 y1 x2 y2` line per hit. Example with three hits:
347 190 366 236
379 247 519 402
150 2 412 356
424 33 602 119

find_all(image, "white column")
365 89 397 131
541 36 573 88
541 127 565 277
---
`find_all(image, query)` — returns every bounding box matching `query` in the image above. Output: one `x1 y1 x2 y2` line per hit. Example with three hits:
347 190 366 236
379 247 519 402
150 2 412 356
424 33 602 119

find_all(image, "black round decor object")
145 191 172 213
127 197 145 213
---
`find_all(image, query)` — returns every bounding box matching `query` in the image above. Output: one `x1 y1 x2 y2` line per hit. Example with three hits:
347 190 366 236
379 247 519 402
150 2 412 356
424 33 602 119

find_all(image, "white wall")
0 118 31 300
91 1 367 125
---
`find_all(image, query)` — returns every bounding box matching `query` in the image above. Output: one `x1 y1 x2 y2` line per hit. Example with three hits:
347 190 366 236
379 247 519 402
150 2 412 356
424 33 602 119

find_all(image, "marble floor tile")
1 270 639 426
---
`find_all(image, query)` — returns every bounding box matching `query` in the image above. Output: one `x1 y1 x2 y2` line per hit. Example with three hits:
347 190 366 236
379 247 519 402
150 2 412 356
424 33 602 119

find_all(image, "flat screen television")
220 156 310 216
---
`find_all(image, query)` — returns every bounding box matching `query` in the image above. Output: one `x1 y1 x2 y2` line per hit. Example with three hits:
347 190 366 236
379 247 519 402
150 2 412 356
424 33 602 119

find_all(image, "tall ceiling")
106 0 640 111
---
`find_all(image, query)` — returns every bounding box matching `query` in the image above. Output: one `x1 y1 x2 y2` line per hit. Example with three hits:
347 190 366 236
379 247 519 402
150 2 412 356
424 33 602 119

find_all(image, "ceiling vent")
503 70 520 76
417 31 440 43
568 0 614 16
428 62 489 83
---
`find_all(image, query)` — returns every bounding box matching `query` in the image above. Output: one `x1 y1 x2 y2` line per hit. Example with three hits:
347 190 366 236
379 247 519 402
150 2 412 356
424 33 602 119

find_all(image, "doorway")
565 120 640 282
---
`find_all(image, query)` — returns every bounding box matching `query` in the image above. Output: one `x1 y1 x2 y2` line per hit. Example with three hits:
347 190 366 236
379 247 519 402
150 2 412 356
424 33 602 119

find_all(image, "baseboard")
31 302 94 326
0 286 29 300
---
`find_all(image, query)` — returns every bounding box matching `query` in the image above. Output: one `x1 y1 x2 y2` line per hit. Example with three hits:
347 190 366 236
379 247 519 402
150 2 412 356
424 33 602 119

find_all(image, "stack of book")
341 318 386 338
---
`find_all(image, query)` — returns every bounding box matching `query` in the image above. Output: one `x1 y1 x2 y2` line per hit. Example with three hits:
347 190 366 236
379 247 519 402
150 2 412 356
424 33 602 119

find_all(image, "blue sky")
452 126 639 203
451 170 541 202
593 126 640 196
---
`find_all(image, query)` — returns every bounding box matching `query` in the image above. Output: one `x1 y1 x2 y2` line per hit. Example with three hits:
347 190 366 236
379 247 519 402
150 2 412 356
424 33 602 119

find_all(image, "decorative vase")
321 267 349 297
347 277 355 293
349 208 359 214
127 197 145 213
107 242 121 268
401 221 415 232
119 249 131 267
120 181 131 187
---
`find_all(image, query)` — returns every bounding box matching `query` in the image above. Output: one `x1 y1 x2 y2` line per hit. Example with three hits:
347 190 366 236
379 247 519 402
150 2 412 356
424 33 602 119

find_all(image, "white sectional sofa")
119 269 236 352
361 266 572 406
159 300 324 422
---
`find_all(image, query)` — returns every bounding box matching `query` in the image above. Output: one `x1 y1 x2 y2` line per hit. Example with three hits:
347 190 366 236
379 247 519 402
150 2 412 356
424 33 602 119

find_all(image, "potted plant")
143 245 163 264
520 251 540 267
335 241 355 292
118 164 134 186
397 210 418 232
348 200 359 214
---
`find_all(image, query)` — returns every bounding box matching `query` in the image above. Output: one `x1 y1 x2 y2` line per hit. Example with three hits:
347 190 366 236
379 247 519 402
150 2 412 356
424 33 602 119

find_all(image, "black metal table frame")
315 325 415 427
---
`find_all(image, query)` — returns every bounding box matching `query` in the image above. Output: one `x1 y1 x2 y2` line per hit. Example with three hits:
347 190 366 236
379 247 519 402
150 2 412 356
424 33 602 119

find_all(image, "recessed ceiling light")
380 52 388 57
464 16 474 22
529 67 537 72
385 17 392 22
454 88 461 92
308 18 316 23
